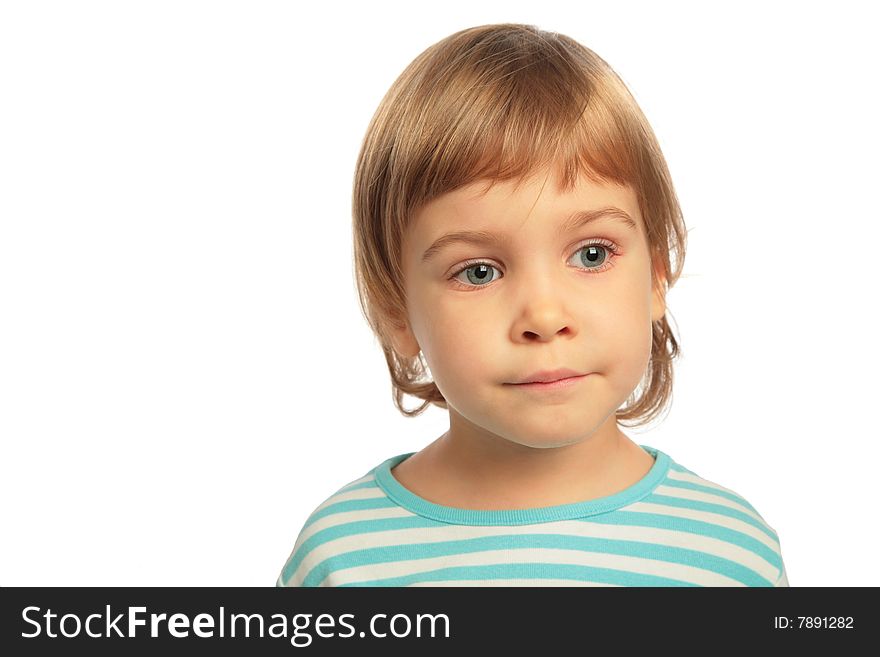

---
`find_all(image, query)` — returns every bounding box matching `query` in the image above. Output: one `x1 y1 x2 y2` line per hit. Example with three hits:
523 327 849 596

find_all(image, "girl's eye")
449 240 620 289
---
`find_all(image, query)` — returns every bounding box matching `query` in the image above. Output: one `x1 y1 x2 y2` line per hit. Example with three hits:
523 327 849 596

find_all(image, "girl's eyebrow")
420 207 637 263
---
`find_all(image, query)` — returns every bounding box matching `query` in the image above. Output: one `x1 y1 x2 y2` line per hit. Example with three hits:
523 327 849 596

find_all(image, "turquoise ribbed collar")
374 444 670 526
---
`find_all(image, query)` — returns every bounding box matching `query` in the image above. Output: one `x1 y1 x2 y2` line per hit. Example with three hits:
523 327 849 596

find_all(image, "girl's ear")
651 265 667 323
385 314 422 359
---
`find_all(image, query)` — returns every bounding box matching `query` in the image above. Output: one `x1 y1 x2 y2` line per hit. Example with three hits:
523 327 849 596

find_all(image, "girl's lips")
509 374 589 391
509 367 586 384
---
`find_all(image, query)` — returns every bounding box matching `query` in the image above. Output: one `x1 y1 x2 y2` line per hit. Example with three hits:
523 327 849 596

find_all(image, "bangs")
389 26 644 211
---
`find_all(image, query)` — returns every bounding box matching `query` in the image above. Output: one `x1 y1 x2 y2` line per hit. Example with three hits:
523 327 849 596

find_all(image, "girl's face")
392 168 666 449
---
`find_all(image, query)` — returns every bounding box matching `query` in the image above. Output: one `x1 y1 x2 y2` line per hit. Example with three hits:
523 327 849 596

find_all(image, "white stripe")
337 472 377 493
653 483 765 525
666 470 759 511
296 505 414 547
627 500 780 551
311 476 379 514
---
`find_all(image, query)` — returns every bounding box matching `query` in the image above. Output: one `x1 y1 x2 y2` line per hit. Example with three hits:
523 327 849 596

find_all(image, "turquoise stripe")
300 532 774 587
643 492 778 542
660 477 759 516
340 563 701 587
588 510 782 570
303 496 399 530
280 515 434 584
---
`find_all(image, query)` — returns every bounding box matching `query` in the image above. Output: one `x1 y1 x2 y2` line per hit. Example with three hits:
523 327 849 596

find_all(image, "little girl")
277 23 788 587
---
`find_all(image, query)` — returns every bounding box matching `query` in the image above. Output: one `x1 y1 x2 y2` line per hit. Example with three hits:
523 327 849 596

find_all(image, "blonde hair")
352 23 687 428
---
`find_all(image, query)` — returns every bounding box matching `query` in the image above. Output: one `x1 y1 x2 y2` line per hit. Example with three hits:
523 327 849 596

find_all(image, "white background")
1 1 877 587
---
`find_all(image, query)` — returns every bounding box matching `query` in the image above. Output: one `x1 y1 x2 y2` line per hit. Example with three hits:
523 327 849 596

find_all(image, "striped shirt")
276 445 789 587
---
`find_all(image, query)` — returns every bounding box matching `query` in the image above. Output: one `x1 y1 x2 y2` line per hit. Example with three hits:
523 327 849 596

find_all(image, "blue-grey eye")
579 245 607 268
463 263 498 286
